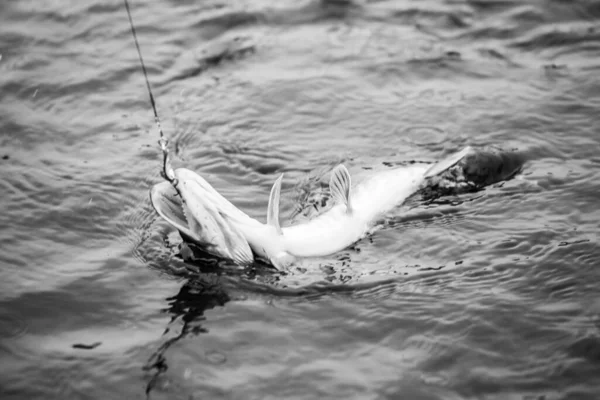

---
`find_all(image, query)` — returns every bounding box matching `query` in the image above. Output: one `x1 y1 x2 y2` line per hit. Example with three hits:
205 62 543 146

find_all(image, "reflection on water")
144 274 231 397
1 0 600 399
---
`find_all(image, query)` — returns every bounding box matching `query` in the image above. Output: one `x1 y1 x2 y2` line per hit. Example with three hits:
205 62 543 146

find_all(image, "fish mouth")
150 181 196 243
150 168 254 265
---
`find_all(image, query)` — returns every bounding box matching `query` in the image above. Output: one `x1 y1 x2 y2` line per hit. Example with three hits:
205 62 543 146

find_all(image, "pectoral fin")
267 174 283 235
329 164 353 214
270 251 296 270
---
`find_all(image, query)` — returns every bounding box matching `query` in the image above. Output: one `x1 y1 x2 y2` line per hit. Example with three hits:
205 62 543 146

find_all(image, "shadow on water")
143 271 230 398
142 253 410 399
140 252 297 398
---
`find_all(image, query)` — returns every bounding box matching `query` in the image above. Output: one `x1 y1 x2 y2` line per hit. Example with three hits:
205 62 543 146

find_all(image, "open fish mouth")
150 168 255 265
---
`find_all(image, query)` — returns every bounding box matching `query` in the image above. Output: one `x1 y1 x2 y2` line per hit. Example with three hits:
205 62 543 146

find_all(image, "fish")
150 146 523 268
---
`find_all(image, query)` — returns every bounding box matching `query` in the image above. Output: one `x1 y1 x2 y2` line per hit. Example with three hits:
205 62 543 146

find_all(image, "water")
1 0 599 399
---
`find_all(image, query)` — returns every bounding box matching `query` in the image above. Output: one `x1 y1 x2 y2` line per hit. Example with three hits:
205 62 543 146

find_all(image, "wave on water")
1 0 600 399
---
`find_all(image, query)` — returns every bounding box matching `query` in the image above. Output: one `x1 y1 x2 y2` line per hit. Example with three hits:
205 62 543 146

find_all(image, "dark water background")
1 0 600 399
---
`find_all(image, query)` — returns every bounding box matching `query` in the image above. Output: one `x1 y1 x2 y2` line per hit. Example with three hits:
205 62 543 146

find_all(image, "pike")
150 147 489 269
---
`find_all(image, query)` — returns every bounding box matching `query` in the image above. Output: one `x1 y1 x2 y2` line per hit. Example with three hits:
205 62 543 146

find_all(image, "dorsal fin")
329 164 353 214
267 174 283 235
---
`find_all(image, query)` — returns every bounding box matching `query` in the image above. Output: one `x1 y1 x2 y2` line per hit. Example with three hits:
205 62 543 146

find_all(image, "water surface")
1 0 600 399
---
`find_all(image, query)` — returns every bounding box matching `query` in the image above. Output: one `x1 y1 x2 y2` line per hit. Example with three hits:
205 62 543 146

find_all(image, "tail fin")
420 146 525 198
424 146 474 178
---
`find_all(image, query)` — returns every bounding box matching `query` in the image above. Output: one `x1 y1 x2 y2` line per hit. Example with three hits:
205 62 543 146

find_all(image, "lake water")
1 0 600 399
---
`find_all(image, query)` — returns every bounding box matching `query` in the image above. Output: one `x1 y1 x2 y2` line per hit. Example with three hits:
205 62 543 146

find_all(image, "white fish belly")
351 165 429 221
282 165 429 258
282 206 368 257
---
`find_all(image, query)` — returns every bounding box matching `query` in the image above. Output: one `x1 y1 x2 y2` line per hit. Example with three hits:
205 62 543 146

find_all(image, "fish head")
150 168 255 265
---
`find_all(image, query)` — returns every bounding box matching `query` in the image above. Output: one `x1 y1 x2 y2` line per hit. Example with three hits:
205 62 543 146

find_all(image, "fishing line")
123 0 175 183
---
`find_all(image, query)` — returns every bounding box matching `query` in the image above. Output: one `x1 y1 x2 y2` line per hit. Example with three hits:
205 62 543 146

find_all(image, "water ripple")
1 0 600 398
